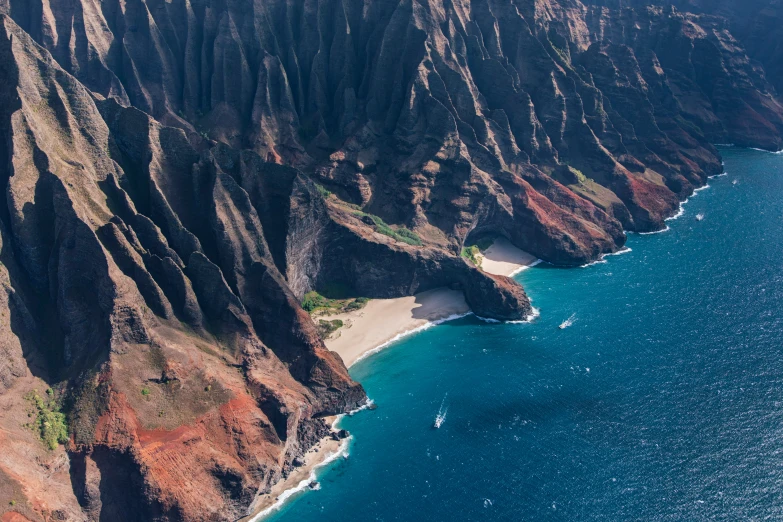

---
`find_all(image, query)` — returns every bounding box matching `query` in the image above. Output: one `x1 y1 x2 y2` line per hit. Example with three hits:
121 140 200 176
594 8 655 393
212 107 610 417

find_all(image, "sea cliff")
0 1 782 520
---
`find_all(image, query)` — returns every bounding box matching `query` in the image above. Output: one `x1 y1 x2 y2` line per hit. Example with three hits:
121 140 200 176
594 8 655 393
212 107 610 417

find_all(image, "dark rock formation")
0 1 781 521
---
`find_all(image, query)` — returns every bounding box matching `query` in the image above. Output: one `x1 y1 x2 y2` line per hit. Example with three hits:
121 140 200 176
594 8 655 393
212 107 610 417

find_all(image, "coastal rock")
0 1 782 520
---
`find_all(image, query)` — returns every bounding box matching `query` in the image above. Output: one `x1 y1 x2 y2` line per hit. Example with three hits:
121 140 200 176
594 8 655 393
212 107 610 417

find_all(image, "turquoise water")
271 148 783 521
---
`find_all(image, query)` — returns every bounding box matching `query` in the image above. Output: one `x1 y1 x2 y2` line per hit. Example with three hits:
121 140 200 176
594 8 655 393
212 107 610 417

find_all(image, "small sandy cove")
326 237 538 368
479 237 539 277
242 238 538 521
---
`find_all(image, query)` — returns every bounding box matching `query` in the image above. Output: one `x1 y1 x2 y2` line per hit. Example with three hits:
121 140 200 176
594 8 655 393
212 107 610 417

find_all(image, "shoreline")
248 154 741 522
243 416 350 522
326 237 540 368
241 170 727 520
241 238 540 520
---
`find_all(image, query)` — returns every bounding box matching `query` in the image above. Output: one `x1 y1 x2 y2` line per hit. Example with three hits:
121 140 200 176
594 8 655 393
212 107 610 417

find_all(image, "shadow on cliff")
69 448 160 521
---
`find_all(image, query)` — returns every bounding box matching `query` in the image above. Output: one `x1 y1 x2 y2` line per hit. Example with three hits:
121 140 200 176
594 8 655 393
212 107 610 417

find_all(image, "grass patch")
301 291 370 316
24 391 68 451
302 291 331 312
461 245 482 268
317 319 344 338
315 184 332 199
568 166 587 183
141 387 151 396
353 211 422 246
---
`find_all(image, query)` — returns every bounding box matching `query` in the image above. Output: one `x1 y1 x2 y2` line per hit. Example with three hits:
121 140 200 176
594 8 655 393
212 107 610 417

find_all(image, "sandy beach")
325 288 470 367
325 238 538 368
480 237 539 277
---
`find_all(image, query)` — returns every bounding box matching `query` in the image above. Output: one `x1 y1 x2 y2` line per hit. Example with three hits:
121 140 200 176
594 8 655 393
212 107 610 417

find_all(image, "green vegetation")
205 385 212 392
24 391 68 451
301 291 331 312
568 166 587 183
352 211 422 246
474 237 495 252
315 184 332 199
461 245 483 268
317 319 344 338
141 387 151 396
9 500 16 506
301 291 370 316
344 296 370 312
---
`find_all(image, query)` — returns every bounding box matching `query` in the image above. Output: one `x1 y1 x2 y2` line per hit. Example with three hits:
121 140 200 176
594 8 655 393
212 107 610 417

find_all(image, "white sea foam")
691 183 711 195
508 258 543 277
579 259 608 268
750 147 783 154
709 171 728 178
506 306 541 324
665 203 685 222
638 225 671 235
345 398 375 417
248 437 351 521
473 315 502 324
605 247 632 257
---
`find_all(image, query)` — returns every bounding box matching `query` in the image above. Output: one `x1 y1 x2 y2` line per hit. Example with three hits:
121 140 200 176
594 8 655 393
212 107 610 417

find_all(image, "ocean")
269 148 783 521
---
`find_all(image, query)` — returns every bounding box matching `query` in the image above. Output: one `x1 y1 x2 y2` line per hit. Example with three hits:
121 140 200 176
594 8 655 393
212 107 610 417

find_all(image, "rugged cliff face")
0 1 781 521
592 0 783 100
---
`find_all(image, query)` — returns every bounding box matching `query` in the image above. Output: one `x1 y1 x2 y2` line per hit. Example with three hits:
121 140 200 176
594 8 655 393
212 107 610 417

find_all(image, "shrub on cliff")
461 245 482 268
315 184 332 199
302 291 330 312
352 212 422 246
24 391 69 451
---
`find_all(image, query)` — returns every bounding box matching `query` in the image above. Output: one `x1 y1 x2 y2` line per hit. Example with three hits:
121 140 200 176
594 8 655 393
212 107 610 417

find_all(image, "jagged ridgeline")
0 0 781 520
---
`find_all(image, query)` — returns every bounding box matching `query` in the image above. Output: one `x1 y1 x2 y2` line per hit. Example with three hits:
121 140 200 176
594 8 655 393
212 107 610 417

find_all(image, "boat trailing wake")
434 394 449 428
559 313 577 330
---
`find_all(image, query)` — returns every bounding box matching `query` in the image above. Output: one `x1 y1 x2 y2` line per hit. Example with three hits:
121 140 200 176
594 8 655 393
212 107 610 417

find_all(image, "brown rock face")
0 1 781 521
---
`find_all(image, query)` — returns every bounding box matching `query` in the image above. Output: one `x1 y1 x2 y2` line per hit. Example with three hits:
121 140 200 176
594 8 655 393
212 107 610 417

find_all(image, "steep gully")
0 0 781 520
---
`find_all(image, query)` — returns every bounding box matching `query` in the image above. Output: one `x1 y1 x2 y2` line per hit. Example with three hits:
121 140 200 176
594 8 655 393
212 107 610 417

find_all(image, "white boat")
732 179 739 186
433 394 448 428
559 313 576 330
696 213 704 221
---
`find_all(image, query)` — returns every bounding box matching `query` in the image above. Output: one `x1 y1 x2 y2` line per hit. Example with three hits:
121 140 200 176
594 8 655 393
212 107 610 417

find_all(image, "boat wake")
433 394 449 429
559 313 577 330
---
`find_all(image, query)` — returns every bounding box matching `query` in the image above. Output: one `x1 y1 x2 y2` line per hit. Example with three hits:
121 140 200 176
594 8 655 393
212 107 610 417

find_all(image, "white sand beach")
479 237 539 277
325 288 469 367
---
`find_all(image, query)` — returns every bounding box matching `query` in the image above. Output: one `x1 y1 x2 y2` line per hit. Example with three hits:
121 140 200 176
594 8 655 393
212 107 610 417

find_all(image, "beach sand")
325 288 469 367
480 237 539 277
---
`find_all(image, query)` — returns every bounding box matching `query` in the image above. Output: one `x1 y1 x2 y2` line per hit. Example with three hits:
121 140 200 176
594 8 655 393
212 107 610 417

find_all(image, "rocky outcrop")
1 1 782 521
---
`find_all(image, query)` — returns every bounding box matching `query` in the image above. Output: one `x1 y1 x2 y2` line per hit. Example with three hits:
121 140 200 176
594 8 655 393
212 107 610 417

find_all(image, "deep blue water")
270 148 783 521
